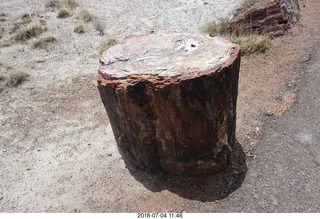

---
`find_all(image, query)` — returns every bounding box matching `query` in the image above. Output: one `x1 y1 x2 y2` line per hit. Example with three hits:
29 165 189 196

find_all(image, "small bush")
94 19 105 35
13 24 47 42
201 19 229 36
0 13 6 22
97 38 117 54
45 0 60 8
7 70 29 87
61 0 79 9
32 36 57 49
9 23 21 34
57 6 72 18
74 22 85 33
1 40 13 47
20 14 32 24
232 34 272 56
201 19 272 56
79 10 95 23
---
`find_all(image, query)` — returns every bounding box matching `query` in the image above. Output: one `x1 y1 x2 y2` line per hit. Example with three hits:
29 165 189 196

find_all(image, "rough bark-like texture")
97 33 241 176
229 0 300 37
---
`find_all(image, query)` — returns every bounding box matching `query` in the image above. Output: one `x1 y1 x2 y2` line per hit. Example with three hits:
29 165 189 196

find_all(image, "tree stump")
97 33 240 176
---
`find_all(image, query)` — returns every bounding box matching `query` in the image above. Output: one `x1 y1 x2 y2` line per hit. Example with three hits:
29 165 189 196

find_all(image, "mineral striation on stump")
97 33 240 176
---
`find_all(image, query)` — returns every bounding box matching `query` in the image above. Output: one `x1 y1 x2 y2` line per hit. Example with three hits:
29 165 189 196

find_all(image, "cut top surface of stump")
99 33 239 79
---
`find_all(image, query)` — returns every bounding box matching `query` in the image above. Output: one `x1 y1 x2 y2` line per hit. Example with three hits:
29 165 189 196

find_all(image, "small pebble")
2 149 7 152
265 111 274 117
35 57 46 63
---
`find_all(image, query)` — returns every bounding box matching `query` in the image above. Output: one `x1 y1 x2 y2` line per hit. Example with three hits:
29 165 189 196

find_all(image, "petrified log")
97 33 240 176
229 0 300 37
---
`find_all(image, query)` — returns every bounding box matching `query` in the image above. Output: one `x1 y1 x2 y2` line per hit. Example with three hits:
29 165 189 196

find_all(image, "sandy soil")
0 0 318 213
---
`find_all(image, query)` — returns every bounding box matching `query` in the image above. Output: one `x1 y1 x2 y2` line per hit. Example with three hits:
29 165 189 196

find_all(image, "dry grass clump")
13 24 47 42
71 73 91 84
94 19 105 35
57 0 78 18
20 14 32 24
57 5 72 18
7 70 29 87
9 23 21 34
74 22 85 33
32 36 57 49
1 40 13 47
79 10 95 23
201 19 229 36
97 37 117 54
9 14 33 35
232 34 272 56
45 0 60 9
61 0 79 10
0 13 6 22
201 19 272 56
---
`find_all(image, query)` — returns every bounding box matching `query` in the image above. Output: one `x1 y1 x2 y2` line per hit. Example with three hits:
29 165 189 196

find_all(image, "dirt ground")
0 0 319 213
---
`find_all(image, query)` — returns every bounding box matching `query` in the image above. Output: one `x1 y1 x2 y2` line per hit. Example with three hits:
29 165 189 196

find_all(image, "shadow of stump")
119 140 247 202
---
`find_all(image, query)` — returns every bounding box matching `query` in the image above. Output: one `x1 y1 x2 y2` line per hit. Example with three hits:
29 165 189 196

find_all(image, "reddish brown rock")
97 33 241 176
229 0 300 37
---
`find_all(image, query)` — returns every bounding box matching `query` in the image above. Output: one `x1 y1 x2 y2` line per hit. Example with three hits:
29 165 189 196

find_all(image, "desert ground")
0 0 319 213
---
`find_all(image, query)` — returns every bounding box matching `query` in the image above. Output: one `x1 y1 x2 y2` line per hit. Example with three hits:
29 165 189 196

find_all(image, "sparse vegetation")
71 73 91 84
1 40 13 47
12 23 47 42
232 34 272 56
201 19 229 36
0 13 6 22
7 70 29 87
32 36 57 49
74 22 85 33
9 23 21 34
56 0 78 18
57 5 72 18
79 10 95 23
61 0 79 10
20 14 32 24
94 19 105 35
201 19 272 56
44 0 61 9
97 37 117 54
